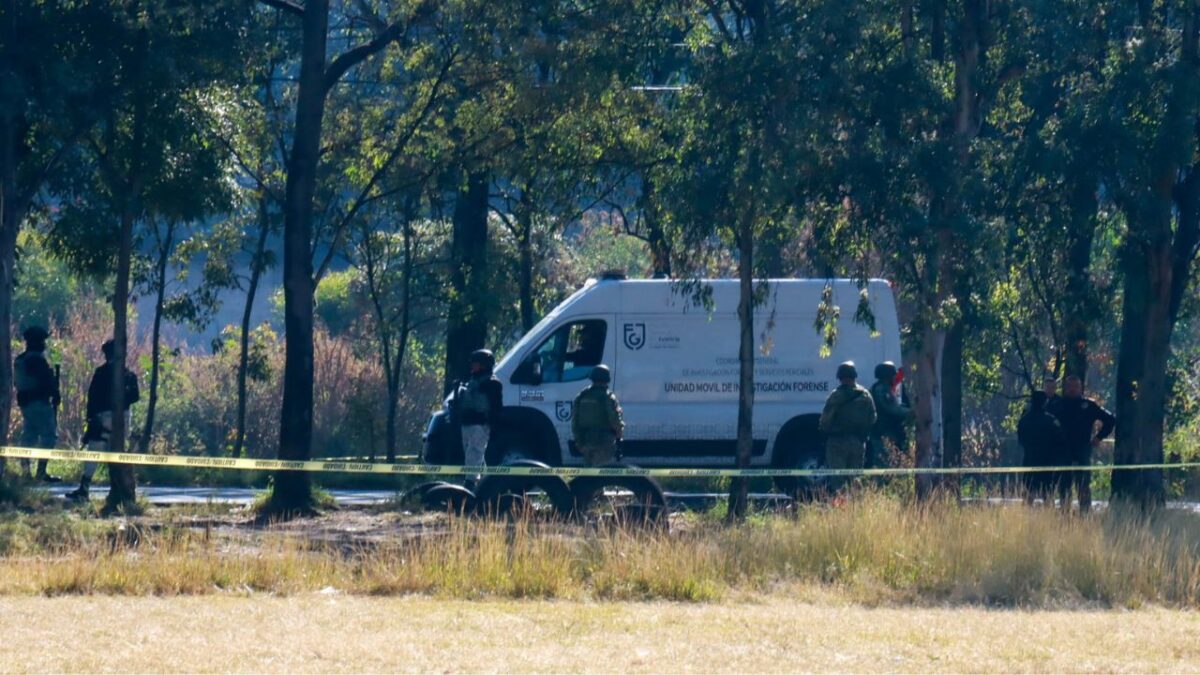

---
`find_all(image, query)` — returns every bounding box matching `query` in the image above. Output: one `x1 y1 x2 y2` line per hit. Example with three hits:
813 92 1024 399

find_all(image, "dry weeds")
0 595 1197 673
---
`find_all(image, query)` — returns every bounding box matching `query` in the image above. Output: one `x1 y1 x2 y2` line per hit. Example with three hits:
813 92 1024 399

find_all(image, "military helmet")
874 361 897 381
836 361 858 380
21 326 49 344
468 349 495 371
589 364 612 384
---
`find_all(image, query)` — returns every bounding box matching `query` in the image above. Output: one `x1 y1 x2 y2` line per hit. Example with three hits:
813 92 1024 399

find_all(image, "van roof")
568 278 894 316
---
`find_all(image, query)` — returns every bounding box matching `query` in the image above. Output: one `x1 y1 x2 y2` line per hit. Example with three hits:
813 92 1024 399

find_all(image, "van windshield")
497 282 595 368
532 320 607 383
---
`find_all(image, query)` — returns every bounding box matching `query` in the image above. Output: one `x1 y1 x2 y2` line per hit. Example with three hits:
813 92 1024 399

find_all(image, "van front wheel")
773 436 827 502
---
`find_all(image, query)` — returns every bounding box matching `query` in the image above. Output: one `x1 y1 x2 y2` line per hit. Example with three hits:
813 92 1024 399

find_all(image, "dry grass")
0 494 1198 607
1 595 1198 673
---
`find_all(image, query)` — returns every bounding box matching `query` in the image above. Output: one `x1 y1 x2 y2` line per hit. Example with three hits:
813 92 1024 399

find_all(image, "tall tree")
52 3 239 510
1102 0 1200 506
258 0 437 514
0 1 122 474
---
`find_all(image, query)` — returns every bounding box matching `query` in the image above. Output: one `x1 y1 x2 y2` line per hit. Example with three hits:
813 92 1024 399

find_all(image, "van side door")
508 316 615 463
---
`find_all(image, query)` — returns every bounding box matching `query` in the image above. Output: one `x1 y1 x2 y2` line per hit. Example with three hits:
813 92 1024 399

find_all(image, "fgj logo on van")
555 401 573 422
623 323 646 350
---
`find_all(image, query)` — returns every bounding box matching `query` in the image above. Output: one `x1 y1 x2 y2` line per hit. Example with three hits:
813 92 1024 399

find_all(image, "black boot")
35 460 62 483
65 477 91 502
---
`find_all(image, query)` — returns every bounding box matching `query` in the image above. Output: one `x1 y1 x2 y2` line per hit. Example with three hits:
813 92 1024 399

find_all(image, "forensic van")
423 276 902 487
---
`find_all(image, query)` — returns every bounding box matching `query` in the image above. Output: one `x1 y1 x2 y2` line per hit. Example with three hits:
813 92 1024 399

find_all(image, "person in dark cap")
65 339 140 502
572 365 624 466
14 326 61 482
819 361 877 477
452 349 502 490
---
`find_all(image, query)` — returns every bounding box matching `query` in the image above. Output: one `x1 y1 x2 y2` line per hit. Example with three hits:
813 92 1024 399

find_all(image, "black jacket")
14 350 59 407
1046 395 1115 461
86 362 140 419
1018 403 1065 467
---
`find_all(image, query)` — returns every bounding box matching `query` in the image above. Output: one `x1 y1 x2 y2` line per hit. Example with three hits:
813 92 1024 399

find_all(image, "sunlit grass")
0 493 1197 606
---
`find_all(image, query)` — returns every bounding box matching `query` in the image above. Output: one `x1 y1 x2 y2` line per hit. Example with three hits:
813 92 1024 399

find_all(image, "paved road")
37 484 1200 513
44 485 402 506
40 484 790 509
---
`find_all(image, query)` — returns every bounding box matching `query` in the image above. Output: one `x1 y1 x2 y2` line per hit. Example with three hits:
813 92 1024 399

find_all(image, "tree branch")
258 0 304 17
324 2 434 93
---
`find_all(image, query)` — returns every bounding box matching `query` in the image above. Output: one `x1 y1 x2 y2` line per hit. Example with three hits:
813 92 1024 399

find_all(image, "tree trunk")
139 220 174 453
727 220 755 522
518 216 535 332
0 0 23 473
913 323 945 500
638 176 672 278
105 190 139 510
104 25 150 512
1112 18 1200 506
1112 227 1171 507
1063 173 1098 381
0 113 19 476
233 197 271 458
442 172 489 394
271 0 330 514
941 319 963 468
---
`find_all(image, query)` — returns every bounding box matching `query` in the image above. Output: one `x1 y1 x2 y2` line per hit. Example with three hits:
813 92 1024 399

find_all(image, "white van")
424 276 902 480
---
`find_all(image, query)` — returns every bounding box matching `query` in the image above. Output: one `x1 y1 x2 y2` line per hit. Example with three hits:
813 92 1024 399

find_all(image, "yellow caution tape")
1 446 1198 478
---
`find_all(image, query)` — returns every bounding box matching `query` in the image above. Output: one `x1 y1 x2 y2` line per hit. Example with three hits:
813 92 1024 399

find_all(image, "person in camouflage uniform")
819 361 877 475
572 365 624 466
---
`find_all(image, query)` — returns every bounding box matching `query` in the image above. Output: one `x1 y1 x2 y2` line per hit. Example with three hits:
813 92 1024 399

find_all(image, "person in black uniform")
453 349 502 489
14 326 61 481
1046 375 1115 514
65 340 140 502
1018 391 1064 504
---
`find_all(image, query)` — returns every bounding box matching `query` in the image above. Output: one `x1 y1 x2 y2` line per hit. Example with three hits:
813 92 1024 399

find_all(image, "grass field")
2 493 1199 607
1 595 1197 673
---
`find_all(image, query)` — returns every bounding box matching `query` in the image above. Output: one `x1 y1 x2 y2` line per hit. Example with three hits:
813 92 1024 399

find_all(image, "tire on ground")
408 480 452 501
421 483 476 514
473 459 574 518
569 467 669 527
772 415 827 501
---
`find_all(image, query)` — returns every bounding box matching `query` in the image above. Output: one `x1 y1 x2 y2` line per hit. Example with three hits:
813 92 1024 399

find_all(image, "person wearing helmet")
571 365 624 466
14 326 62 482
868 361 911 469
452 349 502 489
819 361 877 479
65 339 140 502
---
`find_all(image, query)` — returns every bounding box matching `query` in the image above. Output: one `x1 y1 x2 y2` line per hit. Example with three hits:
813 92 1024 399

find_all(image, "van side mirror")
513 358 542 386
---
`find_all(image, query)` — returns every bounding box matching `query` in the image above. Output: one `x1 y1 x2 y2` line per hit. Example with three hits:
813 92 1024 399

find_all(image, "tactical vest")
574 387 612 432
458 377 492 419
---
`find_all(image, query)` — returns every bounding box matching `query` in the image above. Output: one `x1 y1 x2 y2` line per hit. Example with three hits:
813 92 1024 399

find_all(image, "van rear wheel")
774 446 828 502
772 416 827 502
570 470 668 529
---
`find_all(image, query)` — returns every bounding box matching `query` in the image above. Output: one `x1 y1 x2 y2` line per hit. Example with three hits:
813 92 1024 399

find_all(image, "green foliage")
314 270 362 337
12 231 98 330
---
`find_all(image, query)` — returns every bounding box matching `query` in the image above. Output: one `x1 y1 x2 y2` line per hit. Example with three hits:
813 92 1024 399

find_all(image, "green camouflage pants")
825 436 866 470
825 436 866 495
577 435 618 466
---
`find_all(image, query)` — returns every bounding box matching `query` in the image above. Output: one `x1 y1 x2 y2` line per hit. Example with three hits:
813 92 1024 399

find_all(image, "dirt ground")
2 595 1197 673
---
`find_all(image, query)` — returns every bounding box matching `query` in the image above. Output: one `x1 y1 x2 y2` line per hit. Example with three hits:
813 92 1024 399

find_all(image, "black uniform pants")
1056 447 1092 513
